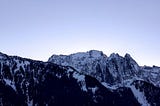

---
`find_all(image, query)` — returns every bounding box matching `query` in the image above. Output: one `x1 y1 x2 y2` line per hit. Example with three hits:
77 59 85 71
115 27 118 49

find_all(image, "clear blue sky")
0 0 160 66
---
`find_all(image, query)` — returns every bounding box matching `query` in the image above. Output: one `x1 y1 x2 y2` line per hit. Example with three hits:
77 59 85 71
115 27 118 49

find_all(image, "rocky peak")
48 50 141 86
0 51 160 106
0 52 142 106
48 50 160 87
88 50 105 58
48 50 160 106
124 53 131 58
108 53 120 60
124 53 139 68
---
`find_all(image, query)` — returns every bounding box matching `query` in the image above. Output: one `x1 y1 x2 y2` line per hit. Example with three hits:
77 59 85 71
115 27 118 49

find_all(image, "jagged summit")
125 53 131 58
0 51 160 106
48 50 140 84
50 50 106 59
0 51 142 106
108 53 122 61
48 50 160 106
48 50 160 87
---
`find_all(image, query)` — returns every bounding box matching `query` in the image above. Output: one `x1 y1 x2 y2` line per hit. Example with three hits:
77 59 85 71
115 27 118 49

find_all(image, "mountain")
0 52 141 106
48 50 160 106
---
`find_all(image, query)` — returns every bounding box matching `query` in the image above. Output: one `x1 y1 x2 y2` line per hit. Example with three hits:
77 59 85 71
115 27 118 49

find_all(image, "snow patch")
4 79 16 91
73 72 85 82
25 82 33 106
55 74 62 79
73 72 87 92
129 85 150 106
66 68 74 78
101 82 118 90
89 86 98 94
67 68 74 73
27 100 33 106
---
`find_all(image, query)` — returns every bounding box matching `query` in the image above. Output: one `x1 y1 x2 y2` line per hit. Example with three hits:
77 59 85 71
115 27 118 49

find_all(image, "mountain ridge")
0 51 141 106
0 51 160 105
48 50 160 106
48 50 160 87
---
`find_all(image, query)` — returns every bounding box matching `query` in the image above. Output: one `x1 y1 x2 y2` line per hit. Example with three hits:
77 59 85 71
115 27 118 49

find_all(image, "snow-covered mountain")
0 51 160 106
48 50 160 86
48 50 160 106
0 52 142 106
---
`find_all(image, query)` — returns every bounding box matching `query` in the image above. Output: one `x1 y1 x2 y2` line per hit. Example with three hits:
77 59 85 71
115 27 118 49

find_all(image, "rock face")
48 50 160 86
0 52 141 106
48 50 160 106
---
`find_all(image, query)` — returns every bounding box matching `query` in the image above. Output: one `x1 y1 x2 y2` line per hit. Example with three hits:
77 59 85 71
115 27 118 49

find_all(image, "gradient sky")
0 0 160 66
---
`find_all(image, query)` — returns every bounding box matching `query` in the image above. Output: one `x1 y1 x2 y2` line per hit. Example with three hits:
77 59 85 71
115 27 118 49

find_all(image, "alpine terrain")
0 50 159 106
49 50 160 106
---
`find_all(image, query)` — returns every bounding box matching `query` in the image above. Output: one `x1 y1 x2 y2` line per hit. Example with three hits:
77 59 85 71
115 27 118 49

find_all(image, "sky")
0 0 160 66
